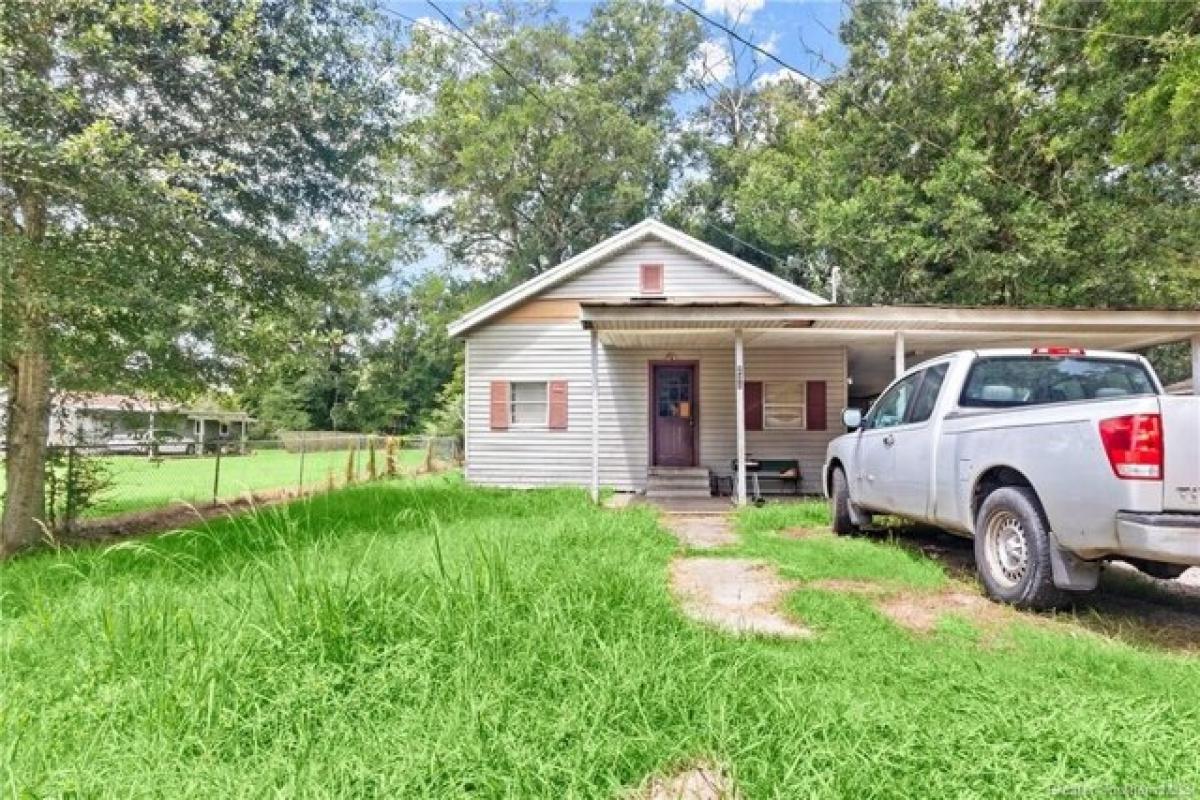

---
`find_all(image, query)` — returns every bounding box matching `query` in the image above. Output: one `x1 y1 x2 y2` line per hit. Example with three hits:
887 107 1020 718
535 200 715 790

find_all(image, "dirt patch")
59 488 301 544
862 524 1200 652
630 761 739 800
604 493 637 510
670 558 812 638
877 590 1011 634
809 578 1015 636
781 526 830 540
663 515 737 550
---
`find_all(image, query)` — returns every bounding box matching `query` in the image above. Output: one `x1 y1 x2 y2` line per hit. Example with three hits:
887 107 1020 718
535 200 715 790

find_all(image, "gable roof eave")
447 219 827 338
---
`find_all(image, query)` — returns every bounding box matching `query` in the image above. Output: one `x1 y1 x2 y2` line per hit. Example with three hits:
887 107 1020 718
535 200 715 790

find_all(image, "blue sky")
390 0 850 86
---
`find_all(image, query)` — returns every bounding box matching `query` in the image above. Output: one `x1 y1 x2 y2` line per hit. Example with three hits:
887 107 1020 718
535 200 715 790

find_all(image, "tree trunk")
1 189 52 558
1 345 52 556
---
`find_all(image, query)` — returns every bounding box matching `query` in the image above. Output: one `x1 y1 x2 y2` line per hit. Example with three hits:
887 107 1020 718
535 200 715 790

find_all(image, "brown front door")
652 363 697 467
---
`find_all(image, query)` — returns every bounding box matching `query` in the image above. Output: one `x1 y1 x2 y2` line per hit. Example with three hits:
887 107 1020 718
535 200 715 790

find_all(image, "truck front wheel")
974 486 1065 610
830 468 858 536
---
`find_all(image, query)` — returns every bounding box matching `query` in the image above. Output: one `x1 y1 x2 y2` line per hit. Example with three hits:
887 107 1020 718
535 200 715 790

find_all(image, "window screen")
510 382 548 425
764 381 805 429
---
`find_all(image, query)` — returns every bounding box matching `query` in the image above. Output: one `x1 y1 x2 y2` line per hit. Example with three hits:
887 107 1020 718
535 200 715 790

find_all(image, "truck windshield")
960 357 1157 408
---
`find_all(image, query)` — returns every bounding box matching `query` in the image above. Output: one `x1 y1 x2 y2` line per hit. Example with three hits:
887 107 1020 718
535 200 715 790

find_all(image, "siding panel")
542 239 777 301
466 323 846 493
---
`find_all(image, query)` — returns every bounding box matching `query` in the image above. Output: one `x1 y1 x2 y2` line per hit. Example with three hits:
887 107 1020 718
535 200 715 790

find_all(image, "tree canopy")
1 0 401 550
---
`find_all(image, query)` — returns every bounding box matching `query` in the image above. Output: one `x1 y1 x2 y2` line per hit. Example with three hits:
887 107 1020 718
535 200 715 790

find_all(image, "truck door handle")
883 434 895 447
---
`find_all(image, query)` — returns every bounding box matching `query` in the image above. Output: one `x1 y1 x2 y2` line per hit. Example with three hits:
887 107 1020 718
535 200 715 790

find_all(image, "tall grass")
3 479 1200 797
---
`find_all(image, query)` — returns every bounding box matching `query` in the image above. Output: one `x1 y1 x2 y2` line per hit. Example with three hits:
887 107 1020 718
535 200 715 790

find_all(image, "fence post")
297 431 307 495
212 444 223 504
64 445 78 531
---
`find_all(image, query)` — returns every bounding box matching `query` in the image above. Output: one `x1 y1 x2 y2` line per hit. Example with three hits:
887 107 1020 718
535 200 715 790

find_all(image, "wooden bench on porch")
729 458 803 499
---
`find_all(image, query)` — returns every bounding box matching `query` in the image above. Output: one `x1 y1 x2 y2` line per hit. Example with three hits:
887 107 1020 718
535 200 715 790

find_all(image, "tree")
351 271 485 433
728 0 1199 307
0 1 400 554
396 0 701 281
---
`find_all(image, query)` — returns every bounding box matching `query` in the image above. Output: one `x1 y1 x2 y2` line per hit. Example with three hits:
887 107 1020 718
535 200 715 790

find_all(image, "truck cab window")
864 372 922 429
908 363 949 424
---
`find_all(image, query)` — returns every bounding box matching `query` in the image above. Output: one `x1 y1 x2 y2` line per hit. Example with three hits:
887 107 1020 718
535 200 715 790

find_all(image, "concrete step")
645 466 712 500
645 489 714 499
647 467 709 478
646 475 709 486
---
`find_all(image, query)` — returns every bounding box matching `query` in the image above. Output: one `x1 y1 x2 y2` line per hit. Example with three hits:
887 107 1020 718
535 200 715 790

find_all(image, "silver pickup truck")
823 348 1200 608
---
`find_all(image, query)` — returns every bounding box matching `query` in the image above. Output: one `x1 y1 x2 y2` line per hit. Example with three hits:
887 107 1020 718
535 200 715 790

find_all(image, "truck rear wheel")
830 468 858 536
974 486 1066 610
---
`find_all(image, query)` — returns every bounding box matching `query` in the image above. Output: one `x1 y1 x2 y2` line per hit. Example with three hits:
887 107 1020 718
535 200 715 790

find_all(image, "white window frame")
763 380 806 430
509 381 549 428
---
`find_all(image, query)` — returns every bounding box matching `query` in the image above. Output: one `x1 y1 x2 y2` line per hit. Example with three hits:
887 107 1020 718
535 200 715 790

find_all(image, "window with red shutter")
806 381 828 431
548 380 568 430
744 381 763 431
639 263 664 295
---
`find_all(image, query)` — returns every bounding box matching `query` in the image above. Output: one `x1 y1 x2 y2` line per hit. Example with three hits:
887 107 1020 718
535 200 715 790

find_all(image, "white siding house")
450 219 1200 504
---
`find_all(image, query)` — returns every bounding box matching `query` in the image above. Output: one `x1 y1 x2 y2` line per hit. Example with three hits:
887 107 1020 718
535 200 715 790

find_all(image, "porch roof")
580 302 1200 351
581 302 1200 397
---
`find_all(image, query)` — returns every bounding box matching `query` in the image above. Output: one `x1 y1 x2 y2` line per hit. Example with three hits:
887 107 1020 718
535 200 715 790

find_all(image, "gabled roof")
447 218 828 337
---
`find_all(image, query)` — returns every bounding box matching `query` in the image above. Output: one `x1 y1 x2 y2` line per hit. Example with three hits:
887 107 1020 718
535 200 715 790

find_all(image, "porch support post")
1191 335 1200 396
894 331 906 379
590 327 600 503
734 329 747 506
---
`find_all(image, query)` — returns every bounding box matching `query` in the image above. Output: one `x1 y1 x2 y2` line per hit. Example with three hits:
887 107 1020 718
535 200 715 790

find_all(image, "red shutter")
548 380 568 430
489 381 509 430
744 381 763 431
806 380 827 431
639 263 664 294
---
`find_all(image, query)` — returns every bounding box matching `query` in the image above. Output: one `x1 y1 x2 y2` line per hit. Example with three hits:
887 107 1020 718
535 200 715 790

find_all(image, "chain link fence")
22 434 461 534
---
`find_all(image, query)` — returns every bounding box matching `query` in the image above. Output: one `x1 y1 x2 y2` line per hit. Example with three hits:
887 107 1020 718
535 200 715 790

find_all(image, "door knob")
883 434 895 447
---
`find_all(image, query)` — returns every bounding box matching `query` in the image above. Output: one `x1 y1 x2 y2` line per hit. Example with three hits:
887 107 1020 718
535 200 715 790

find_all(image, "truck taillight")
1098 414 1163 480
1032 346 1085 356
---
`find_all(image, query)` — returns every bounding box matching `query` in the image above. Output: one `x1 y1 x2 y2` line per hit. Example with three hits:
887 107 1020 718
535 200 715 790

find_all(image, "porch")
580 303 1200 506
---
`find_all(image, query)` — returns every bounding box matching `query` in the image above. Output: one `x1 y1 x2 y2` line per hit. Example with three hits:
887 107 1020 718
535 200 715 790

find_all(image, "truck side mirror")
842 408 863 429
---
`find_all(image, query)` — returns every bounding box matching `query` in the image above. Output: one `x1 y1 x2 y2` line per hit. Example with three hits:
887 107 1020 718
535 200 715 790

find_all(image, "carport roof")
580 302 1200 345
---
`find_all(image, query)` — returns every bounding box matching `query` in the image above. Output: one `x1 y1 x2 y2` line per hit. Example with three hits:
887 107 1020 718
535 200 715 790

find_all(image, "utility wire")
673 0 1078 214
1029 20 1180 42
383 2 790 269
379 5 560 117
423 1 561 116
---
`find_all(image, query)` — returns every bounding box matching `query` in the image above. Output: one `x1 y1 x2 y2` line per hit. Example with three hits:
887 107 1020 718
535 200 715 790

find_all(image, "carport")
581 303 1200 504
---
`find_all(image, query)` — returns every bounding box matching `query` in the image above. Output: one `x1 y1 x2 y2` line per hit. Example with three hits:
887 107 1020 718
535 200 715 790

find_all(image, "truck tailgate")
1161 394 1200 512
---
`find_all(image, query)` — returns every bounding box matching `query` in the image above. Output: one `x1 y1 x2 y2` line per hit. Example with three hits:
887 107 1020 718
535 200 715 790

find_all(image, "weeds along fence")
32 434 462 533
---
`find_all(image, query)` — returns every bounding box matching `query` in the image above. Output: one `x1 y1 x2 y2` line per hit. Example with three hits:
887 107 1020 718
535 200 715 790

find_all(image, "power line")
705 223 788 267
423 1 561 116
1029 19 1178 43
383 2 790 270
378 4 561 118
673 0 1068 210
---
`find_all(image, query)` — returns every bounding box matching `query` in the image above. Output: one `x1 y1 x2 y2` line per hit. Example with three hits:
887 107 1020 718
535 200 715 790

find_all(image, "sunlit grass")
4 479 1200 797
0 447 424 519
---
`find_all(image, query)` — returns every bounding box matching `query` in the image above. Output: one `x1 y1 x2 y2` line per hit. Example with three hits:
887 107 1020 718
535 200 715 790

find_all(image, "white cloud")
751 68 821 99
700 0 765 23
687 39 734 84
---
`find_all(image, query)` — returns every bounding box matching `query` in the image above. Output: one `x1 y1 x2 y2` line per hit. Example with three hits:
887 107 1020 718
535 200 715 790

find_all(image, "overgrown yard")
0 447 425 520
4 478 1200 797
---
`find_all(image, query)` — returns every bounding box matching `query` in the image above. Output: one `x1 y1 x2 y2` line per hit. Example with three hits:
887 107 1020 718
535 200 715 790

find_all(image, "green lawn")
1 446 425 519
4 477 1200 797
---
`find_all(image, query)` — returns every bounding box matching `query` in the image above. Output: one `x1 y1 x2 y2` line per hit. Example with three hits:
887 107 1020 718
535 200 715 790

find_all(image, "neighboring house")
0 393 253 449
449 219 1200 504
